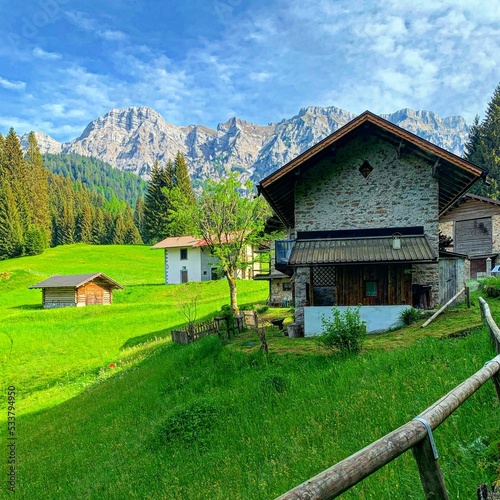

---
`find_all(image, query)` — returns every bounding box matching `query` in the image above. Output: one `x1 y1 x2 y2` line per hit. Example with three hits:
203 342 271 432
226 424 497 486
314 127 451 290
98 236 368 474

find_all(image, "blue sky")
1 0 499 142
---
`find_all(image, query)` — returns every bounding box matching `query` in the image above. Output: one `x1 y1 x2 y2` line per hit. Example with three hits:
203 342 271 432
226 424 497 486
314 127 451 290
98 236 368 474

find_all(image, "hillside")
1 246 499 498
41 153 147 207
20 105 470 184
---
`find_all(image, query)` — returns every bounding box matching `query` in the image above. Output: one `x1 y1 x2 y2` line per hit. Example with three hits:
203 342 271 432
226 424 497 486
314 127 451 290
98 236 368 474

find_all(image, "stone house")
257 111 485 334
440 193 500 278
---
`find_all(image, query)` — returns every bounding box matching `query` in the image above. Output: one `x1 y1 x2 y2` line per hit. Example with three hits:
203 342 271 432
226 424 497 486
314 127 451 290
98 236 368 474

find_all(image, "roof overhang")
29 273 124 289
257 111 486 228
288 235 437 266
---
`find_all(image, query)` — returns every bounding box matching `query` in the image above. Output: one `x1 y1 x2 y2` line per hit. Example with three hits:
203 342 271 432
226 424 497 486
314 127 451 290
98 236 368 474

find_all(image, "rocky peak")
19 130 62 154
20 104 472 185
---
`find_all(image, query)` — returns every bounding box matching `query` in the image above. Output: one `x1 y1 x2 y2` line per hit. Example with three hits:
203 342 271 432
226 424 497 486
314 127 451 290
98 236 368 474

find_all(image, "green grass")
1 245 499 498
0 244 268 419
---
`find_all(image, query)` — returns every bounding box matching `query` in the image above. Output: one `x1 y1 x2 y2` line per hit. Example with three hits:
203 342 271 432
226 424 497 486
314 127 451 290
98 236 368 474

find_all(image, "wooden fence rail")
276 298 500 500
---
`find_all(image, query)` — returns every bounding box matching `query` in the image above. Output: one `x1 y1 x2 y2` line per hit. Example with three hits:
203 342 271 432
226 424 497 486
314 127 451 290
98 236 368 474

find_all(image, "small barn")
29 273 124 309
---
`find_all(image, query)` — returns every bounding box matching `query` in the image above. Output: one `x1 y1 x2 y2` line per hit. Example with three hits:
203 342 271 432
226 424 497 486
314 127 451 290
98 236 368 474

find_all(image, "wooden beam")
421 288 465 328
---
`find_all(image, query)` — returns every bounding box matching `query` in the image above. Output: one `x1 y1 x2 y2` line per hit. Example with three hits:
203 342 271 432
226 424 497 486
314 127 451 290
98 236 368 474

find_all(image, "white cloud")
65 11 127 42
0 77 26 91
33 47 62 60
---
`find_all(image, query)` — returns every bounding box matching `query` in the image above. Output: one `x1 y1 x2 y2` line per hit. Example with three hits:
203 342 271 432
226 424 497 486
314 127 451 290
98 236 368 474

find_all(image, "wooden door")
85 283 103 305
181 270 188 283
439 259 457 303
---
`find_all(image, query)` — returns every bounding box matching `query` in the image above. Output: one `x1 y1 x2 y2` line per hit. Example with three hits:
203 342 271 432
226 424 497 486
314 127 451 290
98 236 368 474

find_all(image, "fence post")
412 435 449 500
492 372 500 406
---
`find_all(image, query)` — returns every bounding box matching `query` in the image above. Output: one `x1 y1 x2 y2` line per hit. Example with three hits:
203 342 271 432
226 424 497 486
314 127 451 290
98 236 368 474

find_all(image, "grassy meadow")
0 244 499 499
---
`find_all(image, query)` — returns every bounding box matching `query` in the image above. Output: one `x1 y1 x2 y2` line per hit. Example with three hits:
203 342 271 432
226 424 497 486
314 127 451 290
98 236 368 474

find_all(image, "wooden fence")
171 315 244 344
276 297 500 500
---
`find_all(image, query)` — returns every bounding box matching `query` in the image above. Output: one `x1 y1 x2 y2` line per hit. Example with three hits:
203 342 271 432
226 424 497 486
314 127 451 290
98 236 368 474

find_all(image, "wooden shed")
29 273 124 309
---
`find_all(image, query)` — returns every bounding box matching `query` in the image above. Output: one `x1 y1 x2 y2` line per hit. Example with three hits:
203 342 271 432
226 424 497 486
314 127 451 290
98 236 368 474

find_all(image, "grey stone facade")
292 136 440 322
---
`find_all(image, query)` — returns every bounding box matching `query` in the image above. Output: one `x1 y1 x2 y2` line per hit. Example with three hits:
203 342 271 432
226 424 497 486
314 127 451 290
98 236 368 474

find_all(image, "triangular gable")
258 111 486 228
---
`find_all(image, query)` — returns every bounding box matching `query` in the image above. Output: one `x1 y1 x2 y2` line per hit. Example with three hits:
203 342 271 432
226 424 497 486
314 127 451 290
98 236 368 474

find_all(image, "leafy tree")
171 173 270 314
466 83 500 198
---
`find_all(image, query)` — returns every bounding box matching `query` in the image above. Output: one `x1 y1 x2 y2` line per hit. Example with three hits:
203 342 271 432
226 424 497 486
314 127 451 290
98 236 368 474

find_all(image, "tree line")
0 129 142 259
465 82 500 198
42 153 147 208
0 129 208 260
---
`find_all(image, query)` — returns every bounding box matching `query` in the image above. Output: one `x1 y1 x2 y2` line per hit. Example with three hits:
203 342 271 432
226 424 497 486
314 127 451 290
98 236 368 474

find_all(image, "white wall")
304 305 411 335
164 247 203 284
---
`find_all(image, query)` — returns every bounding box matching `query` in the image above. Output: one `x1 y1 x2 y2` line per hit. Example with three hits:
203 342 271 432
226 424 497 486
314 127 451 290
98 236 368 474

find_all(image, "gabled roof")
462 193 500 207
150 236 209 249
257 111 486 228
29 273 124 289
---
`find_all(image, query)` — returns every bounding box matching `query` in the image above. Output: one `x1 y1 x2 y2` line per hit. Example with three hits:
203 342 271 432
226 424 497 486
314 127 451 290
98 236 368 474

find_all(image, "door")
181 270 188 283
85 283 103 305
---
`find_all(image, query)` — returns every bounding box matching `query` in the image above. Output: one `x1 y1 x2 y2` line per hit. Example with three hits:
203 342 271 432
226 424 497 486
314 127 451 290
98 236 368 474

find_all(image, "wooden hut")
29 273 124 309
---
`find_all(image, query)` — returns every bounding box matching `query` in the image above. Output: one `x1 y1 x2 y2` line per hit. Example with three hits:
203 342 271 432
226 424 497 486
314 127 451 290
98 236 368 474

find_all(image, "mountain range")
20 105 471 184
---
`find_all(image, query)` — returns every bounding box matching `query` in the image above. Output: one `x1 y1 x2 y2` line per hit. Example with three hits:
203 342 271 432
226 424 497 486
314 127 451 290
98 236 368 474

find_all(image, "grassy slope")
1 245 498 498
0 244 268 418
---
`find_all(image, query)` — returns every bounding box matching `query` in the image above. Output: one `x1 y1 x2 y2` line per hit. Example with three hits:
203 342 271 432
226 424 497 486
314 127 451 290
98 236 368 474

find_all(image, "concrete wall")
304 305 411 335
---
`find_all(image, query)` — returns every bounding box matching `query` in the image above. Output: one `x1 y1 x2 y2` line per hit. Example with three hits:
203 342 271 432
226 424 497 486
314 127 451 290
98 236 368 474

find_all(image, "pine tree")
466 83 500 199
174 151 195 205
143 161 171 243
133 197 146 241
24 132 51 245
92 208 106 244
123 205 142 244
0 178 24 259
3 128 32 238
112 213 127 244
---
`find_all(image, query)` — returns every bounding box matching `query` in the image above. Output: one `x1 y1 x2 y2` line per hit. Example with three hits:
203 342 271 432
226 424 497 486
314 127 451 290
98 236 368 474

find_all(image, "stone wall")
295 136 440 250
292 135 441 319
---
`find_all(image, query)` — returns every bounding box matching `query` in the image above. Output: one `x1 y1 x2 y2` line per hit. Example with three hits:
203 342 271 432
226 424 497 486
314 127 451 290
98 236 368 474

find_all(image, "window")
365 281 378 297
180 248 188 260
283 282 292 291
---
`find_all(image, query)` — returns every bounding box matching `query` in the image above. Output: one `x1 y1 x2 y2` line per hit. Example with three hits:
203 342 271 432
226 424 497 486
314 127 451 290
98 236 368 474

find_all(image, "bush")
260 374 289 396
156 399 220 450
256 304 269 314
399 307 421 325
318 306 366 355
479 277 500 297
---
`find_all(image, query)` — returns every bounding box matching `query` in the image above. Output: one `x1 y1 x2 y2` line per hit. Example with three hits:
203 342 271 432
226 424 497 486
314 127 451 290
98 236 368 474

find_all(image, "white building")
151 235 268 285
151 236 220 284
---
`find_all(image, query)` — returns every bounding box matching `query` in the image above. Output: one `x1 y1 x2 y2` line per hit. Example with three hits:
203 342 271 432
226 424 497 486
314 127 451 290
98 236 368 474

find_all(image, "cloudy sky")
1 0 499 142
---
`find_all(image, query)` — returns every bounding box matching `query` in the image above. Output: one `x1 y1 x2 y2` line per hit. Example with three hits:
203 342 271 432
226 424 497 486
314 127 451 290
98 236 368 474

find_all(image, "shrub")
318 306 366 355
480 277 500 297
256 304 269 314
156 399 220 450
260 374 289 395
399 307 421 325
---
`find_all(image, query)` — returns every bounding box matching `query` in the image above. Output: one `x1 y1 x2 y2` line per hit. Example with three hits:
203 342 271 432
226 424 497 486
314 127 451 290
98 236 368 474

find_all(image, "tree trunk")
227 272 239 315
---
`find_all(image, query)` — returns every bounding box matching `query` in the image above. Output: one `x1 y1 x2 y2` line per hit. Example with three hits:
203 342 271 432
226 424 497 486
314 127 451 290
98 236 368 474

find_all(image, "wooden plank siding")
455 217 492 256
43 287 77 308
335 264 412 306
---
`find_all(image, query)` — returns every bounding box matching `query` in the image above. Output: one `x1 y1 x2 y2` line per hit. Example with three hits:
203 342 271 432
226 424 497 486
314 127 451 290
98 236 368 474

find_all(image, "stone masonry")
293 135 440 324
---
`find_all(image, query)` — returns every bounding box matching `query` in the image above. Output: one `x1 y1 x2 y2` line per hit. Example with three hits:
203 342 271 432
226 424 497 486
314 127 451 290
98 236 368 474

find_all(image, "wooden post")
421 288 465 328
412 434 449 499
465 286 471 308
492 372 500 406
